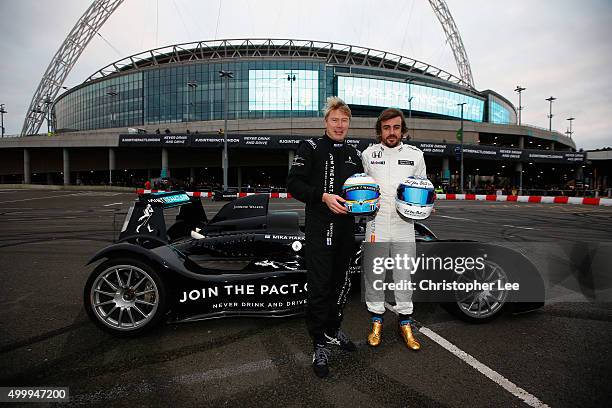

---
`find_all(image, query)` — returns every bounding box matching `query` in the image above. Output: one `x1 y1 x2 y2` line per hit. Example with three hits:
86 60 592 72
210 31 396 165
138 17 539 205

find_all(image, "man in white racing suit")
361 108 426 350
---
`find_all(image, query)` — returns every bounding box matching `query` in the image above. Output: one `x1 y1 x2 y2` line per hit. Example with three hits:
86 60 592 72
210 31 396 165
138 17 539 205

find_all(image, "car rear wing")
117 191 207 244
142 191 192 208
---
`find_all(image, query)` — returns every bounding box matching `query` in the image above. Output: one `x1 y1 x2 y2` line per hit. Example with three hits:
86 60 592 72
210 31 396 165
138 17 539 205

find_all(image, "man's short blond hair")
324 96 352 120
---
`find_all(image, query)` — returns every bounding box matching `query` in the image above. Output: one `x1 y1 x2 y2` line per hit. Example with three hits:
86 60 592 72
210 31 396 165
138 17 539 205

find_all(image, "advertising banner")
119 134 585 164
337 76 485 122
248 69 319 111
119 135 163 146
191 136 240 148
524 151 586 163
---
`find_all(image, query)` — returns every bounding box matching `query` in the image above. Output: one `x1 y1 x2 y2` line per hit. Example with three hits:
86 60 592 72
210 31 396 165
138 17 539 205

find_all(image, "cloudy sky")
0 0 611 149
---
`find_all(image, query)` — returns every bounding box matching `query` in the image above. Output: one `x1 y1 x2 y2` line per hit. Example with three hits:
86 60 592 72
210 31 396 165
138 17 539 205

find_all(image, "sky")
0 0 611 150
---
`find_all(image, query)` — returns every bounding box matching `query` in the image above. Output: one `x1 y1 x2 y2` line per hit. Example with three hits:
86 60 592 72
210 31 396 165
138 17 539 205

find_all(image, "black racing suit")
287 134 364 344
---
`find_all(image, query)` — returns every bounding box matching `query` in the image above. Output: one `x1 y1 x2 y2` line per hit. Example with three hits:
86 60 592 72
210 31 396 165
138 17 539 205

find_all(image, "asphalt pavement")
0 189 611 407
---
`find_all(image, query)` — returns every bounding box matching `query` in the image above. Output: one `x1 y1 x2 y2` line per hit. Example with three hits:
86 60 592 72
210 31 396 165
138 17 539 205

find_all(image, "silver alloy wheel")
454 259 509 319
89 264 159 331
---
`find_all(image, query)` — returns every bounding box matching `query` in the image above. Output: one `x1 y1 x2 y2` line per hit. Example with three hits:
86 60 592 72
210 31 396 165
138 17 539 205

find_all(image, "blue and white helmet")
395 176 435 220
342 173 380 216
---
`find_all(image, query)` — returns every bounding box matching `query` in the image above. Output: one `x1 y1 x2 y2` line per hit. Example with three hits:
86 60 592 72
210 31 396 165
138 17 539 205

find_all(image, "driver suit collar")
380 142 404 152
323 132 346 148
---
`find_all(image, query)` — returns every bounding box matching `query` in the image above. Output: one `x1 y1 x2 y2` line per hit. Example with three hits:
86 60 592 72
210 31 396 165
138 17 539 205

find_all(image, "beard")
382 136 401 148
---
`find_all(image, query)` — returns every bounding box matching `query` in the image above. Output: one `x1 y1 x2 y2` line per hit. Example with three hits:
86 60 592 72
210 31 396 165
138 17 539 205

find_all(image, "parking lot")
1 189 611 407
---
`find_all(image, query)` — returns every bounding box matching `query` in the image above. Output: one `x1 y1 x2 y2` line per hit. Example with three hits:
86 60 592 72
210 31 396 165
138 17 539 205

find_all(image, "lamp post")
566 117 575 139
545 96 556 132
457 102 466 193
219 70 234 191
286 73 296 136
187 80 198 122
43 94 53 135
405 78 414 139
106 88 118 128
32 106 45 134
0 104 6 138
514 85 525 125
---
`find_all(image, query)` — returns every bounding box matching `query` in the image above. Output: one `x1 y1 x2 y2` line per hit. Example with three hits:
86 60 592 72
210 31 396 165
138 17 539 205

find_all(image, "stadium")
0 38 598 194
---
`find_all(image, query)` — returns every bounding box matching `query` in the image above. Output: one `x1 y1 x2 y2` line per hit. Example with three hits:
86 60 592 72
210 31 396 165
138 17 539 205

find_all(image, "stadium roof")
85 38 471 89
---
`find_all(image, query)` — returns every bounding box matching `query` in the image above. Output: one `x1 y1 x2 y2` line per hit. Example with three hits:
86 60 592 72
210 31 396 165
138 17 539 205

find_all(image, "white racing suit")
362 142 427 316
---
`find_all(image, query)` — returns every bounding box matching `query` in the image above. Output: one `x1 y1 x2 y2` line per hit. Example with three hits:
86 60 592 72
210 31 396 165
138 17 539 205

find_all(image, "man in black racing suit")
287 96 364 378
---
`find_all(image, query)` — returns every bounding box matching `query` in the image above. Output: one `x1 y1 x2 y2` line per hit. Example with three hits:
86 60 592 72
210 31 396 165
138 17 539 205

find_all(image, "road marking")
0 192 81 204
103 202 123 207
437 215 472 221
73 191 125 197
502 224 535 230
3 216 84 221
70 353 310 405
0 191 130 204
420 327 549 408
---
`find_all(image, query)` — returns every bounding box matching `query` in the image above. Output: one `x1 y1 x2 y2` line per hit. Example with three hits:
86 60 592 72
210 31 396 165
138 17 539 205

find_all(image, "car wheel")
84 258 167 336
441 258 509 323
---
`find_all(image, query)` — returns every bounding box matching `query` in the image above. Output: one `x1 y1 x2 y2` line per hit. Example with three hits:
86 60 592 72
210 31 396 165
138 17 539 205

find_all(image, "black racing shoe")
324 329 357 352
312 344 331 378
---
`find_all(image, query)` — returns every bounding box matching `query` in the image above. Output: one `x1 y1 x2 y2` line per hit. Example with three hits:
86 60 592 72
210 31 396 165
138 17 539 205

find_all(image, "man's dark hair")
375 108 408 142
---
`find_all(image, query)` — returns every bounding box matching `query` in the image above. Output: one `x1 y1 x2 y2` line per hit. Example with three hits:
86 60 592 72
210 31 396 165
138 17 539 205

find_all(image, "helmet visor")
397 185 435 205
344 186 380 202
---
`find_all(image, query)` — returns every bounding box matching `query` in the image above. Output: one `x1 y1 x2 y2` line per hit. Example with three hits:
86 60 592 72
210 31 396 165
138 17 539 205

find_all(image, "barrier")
135 189 610 206
435 194 612 206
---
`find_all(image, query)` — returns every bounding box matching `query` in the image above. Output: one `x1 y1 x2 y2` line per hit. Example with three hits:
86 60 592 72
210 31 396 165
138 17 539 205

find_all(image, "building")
0 39 587 192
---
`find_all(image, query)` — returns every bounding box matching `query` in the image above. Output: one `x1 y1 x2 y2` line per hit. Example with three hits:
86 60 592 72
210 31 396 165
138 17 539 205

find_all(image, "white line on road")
437 215 473 221
103 202 123 207
502 224 535 230
420 327 549 408
70 353 310 405
4 216 83 221
72 191 125 196
0 192 81 204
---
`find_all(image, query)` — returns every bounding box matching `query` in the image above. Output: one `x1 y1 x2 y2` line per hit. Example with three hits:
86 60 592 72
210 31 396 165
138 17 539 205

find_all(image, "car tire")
439 245 542 323
440 257 510 324
84 257 167 336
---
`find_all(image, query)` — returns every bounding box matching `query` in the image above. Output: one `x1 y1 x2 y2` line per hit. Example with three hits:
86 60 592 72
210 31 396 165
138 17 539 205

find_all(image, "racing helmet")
342 173 380 216
395 176 435 220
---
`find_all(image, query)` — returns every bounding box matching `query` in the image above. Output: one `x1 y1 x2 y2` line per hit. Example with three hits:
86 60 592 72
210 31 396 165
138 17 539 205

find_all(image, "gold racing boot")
367 318 383 347
399 321 421 351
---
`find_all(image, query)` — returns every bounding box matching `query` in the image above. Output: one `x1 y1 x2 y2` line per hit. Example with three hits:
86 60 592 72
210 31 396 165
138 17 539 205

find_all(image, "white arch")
21 0 125 136
22 0 474 135
428 0 475 88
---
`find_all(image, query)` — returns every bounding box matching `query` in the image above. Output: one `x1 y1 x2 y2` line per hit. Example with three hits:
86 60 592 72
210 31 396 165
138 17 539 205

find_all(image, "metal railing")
458 188 607 198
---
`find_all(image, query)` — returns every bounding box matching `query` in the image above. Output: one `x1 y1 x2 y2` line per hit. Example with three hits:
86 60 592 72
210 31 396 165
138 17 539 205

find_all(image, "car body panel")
86 192 544 330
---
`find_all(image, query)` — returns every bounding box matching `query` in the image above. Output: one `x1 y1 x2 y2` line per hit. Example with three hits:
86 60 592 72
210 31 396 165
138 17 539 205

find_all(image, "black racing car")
84 192 544 336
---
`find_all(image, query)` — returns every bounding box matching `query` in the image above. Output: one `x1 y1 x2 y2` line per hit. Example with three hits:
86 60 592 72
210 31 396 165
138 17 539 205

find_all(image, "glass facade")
337 76 485 122
249 70 319 111
143 60 327 123
55 73 143 131
488 94 517 125
55 57 504 131
55 60 328 131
